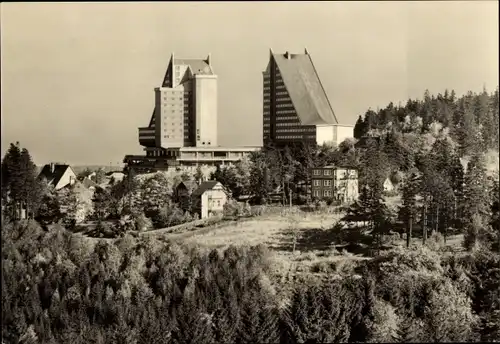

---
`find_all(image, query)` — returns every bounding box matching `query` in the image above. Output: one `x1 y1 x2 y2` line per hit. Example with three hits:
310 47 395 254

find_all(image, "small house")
106 171 125 183
383 178 395 193
191 181 229 219
38 163 77 190
174 180 199 212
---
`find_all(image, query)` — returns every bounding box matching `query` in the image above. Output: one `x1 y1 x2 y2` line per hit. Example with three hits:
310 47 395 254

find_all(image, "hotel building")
263 49 353 148
124 53 260 172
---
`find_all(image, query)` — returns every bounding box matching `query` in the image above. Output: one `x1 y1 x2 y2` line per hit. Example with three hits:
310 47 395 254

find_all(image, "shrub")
423 280 479 342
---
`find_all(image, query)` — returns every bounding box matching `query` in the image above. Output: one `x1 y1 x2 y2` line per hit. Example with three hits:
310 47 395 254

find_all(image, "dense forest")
2 88 499 343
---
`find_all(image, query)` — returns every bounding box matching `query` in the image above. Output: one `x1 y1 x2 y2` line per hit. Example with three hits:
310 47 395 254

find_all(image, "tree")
77 168 93 180
94 168 106 185
194 165 204 184
92 187 112 221
354 115 366 139
400 170 420 247
462 154 490 224
1 142 23 218
19 148 45 218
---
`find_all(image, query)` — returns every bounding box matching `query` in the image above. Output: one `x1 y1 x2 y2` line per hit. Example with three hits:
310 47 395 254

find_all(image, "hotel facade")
124 53 260 172
263 49 353 148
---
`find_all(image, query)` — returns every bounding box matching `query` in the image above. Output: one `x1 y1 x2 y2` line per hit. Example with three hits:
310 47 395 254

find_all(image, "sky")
1 1 498 166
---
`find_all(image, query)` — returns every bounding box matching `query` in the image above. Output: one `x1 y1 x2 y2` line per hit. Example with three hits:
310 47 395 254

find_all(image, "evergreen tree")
194 165 204 184
462 154 490 223
20 148 44 218
400 170 420 247
353 115 366 139
1 142 23 216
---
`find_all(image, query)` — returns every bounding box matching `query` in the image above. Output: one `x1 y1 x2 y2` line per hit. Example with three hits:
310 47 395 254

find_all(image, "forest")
2 87 499 343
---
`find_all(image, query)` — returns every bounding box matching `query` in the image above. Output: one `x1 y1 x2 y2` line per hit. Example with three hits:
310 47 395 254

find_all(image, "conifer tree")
353 115 366 139
400 170 420 247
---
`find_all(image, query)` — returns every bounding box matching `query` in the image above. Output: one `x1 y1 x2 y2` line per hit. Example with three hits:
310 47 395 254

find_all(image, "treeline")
353 88 500 156
2 220 499 343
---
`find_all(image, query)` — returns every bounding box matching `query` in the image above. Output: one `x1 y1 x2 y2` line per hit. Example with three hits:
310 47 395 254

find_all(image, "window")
324 190 332 197
324 169 332 176
324 180 332 187
313 190 320 197
313 170 321 176
313 180 321 187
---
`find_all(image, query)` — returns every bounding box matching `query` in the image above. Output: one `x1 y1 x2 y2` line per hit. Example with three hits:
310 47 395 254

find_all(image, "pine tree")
462 154 490 223
400 170 420 247
353 115 366 139
20 148 44 218
1 142 23 218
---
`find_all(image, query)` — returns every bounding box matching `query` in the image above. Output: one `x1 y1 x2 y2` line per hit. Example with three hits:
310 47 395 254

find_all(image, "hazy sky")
1 1 498 165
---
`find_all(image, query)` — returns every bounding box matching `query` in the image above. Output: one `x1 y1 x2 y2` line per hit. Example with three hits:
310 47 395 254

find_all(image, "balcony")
138 127 156 147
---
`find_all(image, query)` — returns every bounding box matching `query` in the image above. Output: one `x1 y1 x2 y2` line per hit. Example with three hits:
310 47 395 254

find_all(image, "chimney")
50 163 55 173
284 51 290 59
206 53 211 66
304 47 309 55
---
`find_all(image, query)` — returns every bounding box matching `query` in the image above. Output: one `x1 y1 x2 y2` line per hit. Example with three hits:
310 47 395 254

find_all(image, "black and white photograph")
1 1 499 343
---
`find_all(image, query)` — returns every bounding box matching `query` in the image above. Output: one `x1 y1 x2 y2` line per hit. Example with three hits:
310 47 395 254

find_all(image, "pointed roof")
38 164 74 187
192 180 226 197
270 51 338 126
174 57 214 75
176 180 199 193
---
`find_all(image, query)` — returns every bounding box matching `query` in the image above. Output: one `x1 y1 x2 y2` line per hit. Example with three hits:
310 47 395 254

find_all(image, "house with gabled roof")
38 163 77 190
191 180 230 219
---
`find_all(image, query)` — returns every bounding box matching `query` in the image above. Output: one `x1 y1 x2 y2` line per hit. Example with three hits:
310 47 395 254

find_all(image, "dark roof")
192 180 223 197
38 164 72 187
271 51 338 126
176 180 199 193
174 58 213 75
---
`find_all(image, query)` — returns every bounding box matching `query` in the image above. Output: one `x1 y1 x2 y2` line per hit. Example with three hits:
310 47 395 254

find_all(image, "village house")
38 163 77 190
383 177 395 193
191 181 229 219
310 165 359 203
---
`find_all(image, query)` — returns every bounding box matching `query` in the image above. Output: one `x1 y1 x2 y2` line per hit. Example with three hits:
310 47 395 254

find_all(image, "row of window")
313 190 333 197
313 169 333 176
276 135 303 139
313 179 332 186
276 109 296 115
276 122 300 127
276 128 308 133
164 97 183 101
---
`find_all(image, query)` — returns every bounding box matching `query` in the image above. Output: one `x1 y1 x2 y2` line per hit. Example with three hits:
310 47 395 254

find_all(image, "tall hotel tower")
263 49 353 148
124 53 259 172
138 53 218 154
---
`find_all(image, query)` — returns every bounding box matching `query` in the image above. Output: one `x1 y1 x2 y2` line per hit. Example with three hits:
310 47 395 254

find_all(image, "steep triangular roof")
271 51 338 126
38 164 74 187
176 180 199 193
192 180 225 197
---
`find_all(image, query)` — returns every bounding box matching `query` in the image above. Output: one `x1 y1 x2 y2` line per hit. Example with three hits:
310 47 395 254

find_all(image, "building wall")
200 187 227 219
157 86 185 149
316 125 336 146
310 166 358 203
194 75 218 148
335 125 354 146
54 168 77 190
263 56 317 147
